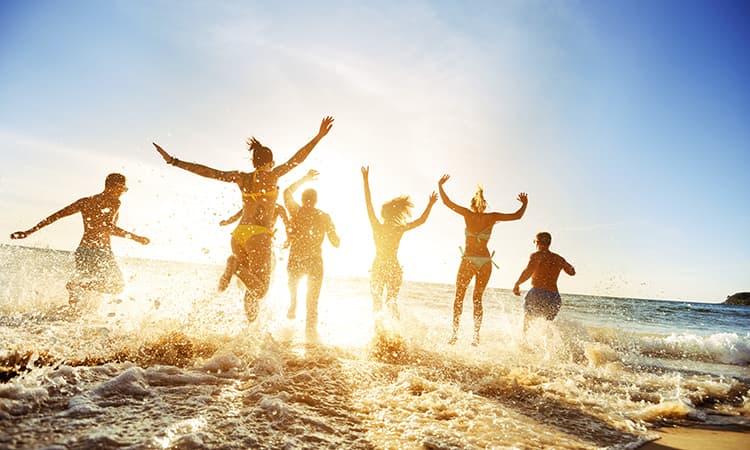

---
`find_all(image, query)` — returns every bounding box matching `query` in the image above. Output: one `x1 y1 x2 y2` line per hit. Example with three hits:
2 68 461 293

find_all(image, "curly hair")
381 195 413 225
470 185 487 213
246 137 274 168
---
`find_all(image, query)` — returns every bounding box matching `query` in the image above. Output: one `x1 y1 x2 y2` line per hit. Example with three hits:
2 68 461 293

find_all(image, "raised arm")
153 143 241 183
438 174 471 216
361 166 379 227
10 199 83 239
490 192 528 222
513 253 539 296
272 116 334 178
405 192 438 231
283 169 318 216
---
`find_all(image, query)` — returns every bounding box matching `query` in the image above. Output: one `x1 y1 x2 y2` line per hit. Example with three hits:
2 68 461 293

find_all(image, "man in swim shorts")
10 173 150 306
513 232 575 336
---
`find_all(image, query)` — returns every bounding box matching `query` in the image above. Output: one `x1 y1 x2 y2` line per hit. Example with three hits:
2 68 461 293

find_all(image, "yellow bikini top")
242 172 279 201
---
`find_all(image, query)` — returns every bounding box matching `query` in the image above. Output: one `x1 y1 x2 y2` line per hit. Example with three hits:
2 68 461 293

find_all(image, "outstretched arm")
361 166 379 227
153 143 241 183
220 210 243 226
513 253 539 296
490 192 528 222
272 116 334 178
438 174 471 216
10 199 83 239
283 169 318 216
405 192 438 231
111 226 150 245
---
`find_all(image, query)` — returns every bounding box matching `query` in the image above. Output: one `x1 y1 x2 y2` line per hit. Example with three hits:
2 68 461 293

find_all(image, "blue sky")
1 0 748 302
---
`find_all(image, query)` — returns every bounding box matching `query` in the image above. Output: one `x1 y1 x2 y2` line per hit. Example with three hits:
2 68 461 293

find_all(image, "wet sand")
640 424 750 450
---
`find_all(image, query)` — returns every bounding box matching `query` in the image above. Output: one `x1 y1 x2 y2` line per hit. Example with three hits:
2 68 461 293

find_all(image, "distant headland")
724 292 750 305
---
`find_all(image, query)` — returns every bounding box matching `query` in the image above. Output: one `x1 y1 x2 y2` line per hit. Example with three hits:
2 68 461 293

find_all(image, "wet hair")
470 186 487 213
105 173 126 188
381 195 413 225
301 188 317 207
247 137 274 168
536 232 552 247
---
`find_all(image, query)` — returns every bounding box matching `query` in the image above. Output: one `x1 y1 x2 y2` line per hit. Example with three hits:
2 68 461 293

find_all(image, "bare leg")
450 260 474 344
471 263 492 346
305 259 324 338
287 266 301 319
218 255 237 292
232 237 272 323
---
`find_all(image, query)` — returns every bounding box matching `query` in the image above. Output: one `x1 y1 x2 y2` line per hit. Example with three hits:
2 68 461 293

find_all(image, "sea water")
1 244 748 449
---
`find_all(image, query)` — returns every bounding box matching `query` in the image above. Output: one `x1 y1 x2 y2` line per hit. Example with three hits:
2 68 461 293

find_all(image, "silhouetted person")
218 203 290 292
153 116 334 323
362 166 437 325
10 173 150 305
513 231 575 336
438 174 527 345
283 169 340 339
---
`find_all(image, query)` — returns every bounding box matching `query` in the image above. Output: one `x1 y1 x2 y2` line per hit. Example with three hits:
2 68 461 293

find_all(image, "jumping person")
513 232 575 336
10 173 150 306
283 169 340 339
361 166 437 325
153 116 334 323
438 174 527 345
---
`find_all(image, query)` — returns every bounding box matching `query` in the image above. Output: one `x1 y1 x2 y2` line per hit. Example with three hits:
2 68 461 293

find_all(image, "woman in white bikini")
438 174 528 345
153 116 334 323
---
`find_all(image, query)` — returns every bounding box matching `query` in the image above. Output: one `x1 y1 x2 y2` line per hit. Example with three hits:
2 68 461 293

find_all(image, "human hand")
304 169 320 181
361 166 369 179
317 116 334 138
517 192 528 204
439 174 450 186
135 235 150 245
153 143 176 165
219 219 231 226
513 284 521 296
10 231 28 239
428 192 438 204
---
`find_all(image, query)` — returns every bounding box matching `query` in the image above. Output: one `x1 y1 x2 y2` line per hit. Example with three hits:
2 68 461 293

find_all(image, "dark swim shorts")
524 287 562 321
70 246 124 294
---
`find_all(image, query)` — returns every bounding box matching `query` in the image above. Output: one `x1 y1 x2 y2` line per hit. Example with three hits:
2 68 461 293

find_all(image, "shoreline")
639 423 750 450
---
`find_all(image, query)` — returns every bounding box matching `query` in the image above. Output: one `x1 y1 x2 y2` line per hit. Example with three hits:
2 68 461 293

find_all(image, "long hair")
246 137 274 168
470 185 487 213
381 195 413 225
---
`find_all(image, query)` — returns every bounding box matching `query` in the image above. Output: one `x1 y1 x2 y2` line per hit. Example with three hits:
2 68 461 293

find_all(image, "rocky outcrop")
724 292 750 305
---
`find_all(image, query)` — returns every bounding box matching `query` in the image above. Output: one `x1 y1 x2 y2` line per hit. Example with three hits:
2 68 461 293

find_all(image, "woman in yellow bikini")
153 116 334 323
438 174 528 345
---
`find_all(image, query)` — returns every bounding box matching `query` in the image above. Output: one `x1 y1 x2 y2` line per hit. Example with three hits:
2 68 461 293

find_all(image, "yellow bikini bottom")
232 224 275 246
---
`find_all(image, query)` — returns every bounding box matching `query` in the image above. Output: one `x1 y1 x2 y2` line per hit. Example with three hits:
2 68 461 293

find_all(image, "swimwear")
459 247 499 269
465 227 491 242
232 224 275 246
241 172 279 201
370 259 403 298
69 246 124 294
524 287 562 321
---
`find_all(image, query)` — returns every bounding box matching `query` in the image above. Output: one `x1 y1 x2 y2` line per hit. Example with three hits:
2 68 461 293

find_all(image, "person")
283 169 340 338
10 173 150 305
513 231 575 336
438 174 528 346
217 203 290 292
153 116 334 323
361 166 437 324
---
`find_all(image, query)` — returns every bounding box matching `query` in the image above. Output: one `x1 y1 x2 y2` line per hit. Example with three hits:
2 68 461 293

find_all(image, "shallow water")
1 245 748 449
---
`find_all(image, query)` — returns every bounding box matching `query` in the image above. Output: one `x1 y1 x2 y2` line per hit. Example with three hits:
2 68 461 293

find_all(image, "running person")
438 174 527 345
283 169 340 338
10 173 150 305
153 116 334 323
513 232 575 336
362 166 437 324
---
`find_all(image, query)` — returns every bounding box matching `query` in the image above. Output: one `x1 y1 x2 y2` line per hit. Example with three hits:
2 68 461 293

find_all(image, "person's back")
77 193 122 248
371 222 406 264
529 249 569 293
289 206 334 261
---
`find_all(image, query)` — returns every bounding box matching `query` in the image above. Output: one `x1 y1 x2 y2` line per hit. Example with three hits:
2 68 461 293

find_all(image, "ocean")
1 244 748 449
